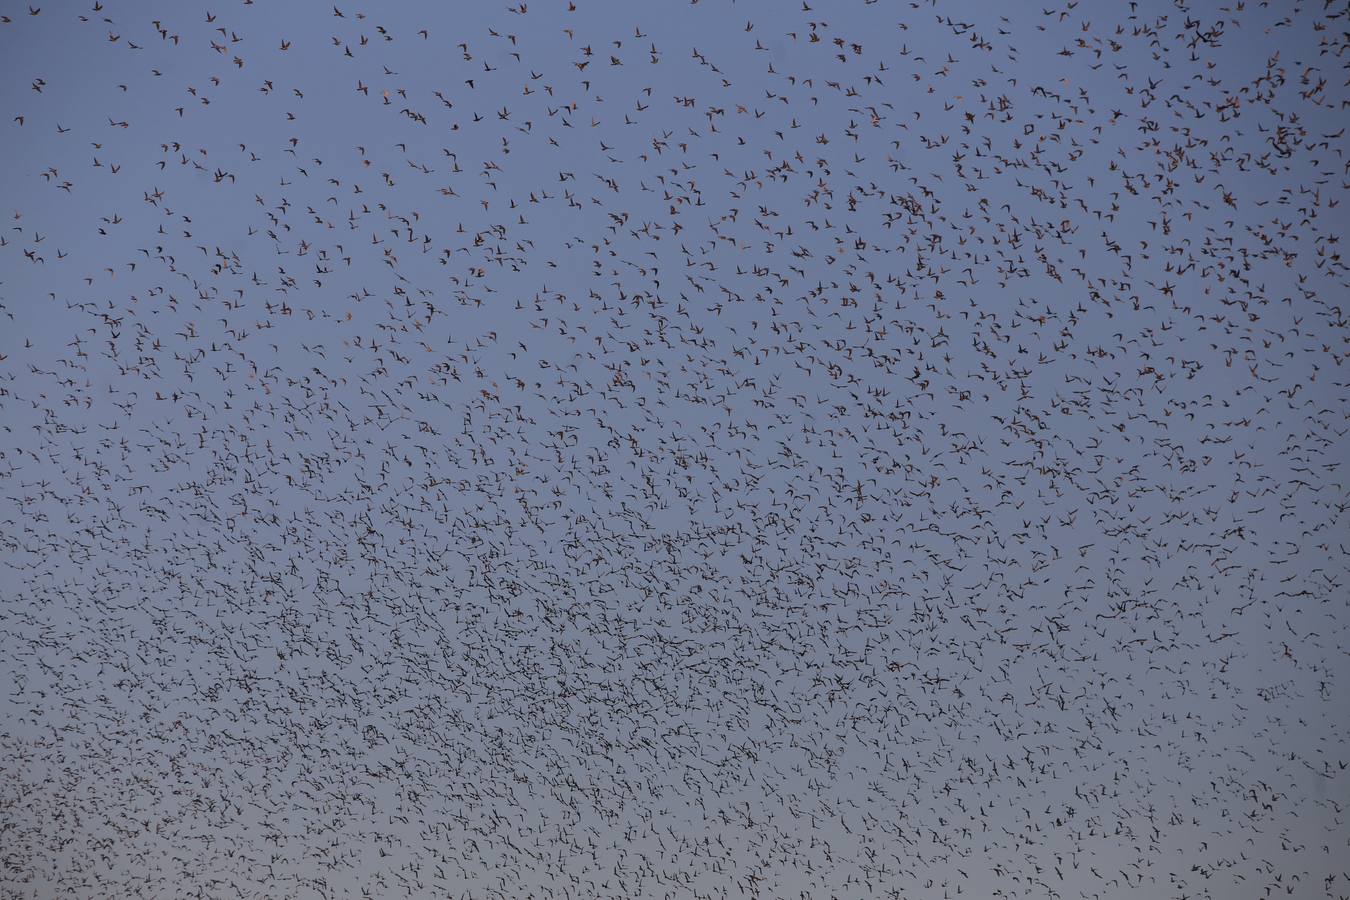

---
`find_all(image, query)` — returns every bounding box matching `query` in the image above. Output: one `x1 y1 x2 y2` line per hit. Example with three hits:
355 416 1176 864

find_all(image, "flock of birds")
1 1 1348 898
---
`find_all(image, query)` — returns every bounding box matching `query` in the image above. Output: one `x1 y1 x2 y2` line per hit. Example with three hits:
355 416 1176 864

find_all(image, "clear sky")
1 1 1347 898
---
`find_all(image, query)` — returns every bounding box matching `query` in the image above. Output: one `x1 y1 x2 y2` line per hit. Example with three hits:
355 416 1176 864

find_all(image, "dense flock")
1 1 1347 897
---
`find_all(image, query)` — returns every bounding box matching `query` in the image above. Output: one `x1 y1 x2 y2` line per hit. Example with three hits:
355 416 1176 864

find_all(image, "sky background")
1 1 1347 898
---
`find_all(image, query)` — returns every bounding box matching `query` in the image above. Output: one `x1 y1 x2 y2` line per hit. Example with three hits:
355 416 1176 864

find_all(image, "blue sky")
1 1 1347 898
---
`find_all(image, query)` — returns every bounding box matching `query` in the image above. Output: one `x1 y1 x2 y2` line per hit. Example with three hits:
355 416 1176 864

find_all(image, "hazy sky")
1 1 1347 898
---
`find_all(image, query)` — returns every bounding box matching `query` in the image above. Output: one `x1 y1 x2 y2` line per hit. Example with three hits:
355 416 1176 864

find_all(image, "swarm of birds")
1 1 1348 898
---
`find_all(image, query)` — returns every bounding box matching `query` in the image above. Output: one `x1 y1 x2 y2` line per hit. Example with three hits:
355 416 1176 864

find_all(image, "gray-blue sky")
1 1 1347 898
